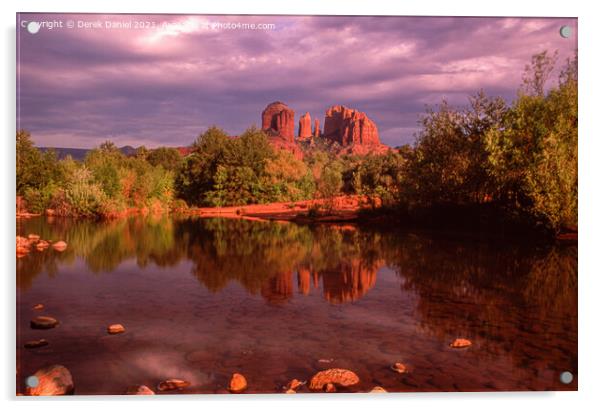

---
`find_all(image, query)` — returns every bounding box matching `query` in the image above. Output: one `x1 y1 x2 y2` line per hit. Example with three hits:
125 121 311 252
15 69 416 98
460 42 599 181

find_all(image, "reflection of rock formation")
260 259 382 305
260 270 294 304
321 259 381 304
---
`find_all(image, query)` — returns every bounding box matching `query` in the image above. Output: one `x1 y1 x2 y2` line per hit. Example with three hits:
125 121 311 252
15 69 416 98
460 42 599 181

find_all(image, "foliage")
147 147 183 171
485 52 577 231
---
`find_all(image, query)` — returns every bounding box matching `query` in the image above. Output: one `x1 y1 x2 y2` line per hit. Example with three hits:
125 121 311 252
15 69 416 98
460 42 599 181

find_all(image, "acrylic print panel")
16 13 577 395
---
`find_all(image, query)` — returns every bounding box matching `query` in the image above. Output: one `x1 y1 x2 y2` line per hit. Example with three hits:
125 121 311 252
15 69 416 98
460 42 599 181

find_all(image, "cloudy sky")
17 13 577 148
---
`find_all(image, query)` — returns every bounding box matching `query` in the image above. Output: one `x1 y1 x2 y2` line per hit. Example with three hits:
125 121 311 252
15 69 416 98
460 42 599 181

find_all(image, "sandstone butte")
323 105 380 146
261 101 295 142
261 101 389 157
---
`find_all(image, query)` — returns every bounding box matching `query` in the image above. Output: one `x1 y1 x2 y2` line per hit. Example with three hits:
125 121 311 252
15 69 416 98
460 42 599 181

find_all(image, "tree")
147 147 183 171
485 52 577 231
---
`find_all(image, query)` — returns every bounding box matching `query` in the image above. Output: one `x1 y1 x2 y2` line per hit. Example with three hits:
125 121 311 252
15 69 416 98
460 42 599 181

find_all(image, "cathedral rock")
261 101 295 142
323 105 380 146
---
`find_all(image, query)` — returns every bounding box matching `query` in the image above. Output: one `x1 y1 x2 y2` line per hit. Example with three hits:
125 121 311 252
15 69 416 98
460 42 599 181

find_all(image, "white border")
2 1 600 409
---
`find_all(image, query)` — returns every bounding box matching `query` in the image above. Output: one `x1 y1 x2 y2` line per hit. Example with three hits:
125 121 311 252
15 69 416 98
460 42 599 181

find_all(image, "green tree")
147 147 183 171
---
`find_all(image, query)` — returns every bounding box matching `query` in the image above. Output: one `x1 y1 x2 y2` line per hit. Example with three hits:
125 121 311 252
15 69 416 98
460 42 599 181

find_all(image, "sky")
17 14 577 148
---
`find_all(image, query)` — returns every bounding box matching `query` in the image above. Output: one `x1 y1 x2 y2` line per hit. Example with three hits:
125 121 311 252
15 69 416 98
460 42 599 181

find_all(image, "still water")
16 215 577 394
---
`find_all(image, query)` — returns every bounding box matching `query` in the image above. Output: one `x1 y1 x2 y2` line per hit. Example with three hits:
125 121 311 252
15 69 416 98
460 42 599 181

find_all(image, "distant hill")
38 146 191 161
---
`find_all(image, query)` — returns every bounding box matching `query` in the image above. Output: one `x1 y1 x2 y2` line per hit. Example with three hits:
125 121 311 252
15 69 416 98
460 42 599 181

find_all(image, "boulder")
107 324 125 334
30 316 59 330
298 112 312 140
228 373 247 393
308 368 360 391
126 385 155 395
370 386 388 393
25 365 74 396
157 378 190 392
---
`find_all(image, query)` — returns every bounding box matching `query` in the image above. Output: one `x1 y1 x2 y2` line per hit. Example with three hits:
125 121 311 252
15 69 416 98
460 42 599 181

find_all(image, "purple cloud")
17 14 577 148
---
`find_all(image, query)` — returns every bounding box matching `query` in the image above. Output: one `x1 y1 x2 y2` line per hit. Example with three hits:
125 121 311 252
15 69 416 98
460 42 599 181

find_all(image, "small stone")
390 362 408 374
107 324 125 334
317 358 334 363
126 385 155 395
324 383 336 393
157 378 190 392
32 303 44 310
228 373 247 393
16 246 30 255
285 389 296 394
30 316 59 330
286 378 304 391
36 240 50 251
370 386 388 393
308 368 360 391
24 339 49 349
450 338 472 348
25 365 74 396
52 241 68 252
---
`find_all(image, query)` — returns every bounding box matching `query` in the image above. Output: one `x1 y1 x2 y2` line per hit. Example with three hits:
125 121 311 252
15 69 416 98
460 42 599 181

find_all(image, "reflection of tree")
388 233 577 379
17 215 186 289
182 219 384 304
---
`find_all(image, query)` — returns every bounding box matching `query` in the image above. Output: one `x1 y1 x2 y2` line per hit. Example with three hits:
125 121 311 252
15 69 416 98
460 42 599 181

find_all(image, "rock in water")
228 373 247 393
157 378 190 391
450 338 472 348
24 339 49 349
25 365 74 396
390 362 408 373
36 240 50 251
52 241 68 252
107 324 125 334
298 112 312 140
286 378 304 391
126 385 155 395
308 368 360 391
30 316 59 330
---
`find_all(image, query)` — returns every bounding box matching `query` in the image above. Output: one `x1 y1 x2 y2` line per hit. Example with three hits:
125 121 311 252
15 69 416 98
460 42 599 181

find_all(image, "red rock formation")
298 112 312 140
314 118 321 138
323 105 380 146
261 101 295 142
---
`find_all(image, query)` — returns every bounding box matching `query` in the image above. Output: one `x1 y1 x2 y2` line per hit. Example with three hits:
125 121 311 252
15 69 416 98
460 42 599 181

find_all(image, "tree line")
16 51 577 234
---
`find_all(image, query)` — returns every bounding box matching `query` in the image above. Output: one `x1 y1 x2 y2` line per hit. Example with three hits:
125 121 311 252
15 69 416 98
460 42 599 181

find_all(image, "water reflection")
17 216 577 311
16 215 577 392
